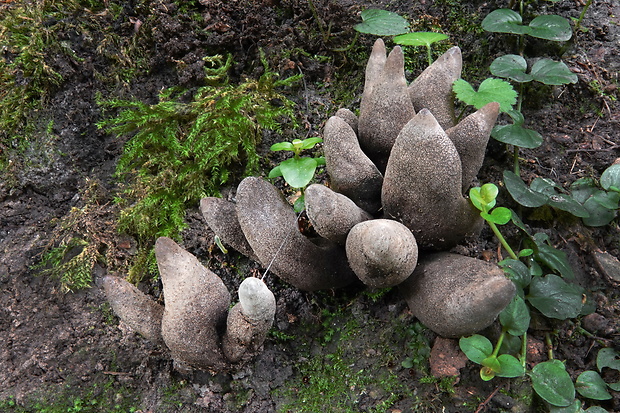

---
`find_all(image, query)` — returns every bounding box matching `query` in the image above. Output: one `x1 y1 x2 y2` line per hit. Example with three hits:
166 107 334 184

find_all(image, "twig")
474 384 503 413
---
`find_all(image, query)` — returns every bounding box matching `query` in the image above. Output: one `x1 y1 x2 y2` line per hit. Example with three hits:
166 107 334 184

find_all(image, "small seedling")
268 137 325 211
469 183 520 260
393 32 449 66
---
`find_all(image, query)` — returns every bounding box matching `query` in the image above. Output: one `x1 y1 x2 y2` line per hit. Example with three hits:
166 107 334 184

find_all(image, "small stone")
408 46 462 130
400 253 515 338
429 337 468 378
305 184 372 245
593 251 620 284
102 275 164 345
346 219 418 288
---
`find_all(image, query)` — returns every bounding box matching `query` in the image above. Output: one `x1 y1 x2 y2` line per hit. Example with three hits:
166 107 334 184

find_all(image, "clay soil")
1 0 619 412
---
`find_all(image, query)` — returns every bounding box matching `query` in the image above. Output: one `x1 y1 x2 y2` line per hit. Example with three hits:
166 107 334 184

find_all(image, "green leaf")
480 183 499 205
576 371 612 400
482 9 529 35
492 111 543 148
270 142 294 151
278 157 319 188
549 399 583 413
530 59 578 85
590 190 620 210
268 165 283 178
530 360 575 407
534 243 575 280
504 170 547 207
597 348 620 371
582 196 616 227
394 32 449 47
601 164 620 191
459 335 493 364
482 355 501 372
528 15 573 41
299 137 323 150
527 274 583 319
486 207 512 225
469 186 486 211
496 354 525 378
546 193 591 218
490 54 534 83
293 194 305 213
453 78 517 113
354 9 410 36
500 259 531 290
500 295 530 336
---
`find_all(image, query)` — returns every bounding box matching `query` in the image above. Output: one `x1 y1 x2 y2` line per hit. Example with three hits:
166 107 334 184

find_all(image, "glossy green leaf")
530 59 578 85
469 187 486 211
394 32 449 47
590 190 620 210
354 9 410 36
278 157 318 188
268 165 282 178
503 170 547 207
485 207 512 225
549 399 583 413
601 164 620 191
482 355 501 372
459 335 493 364
582 197 617 226
546 193 590 218
527 274 583 319
528 15 572 41
496 354 525 378
500 295 530 336
499 258 531 290
482 9 529 35
492 111 543 148
597 348 620 371
270 142 294 151
534 242 575 280
453 78 517 113
576 371 612 400
293 194 305 213
530 360 575 407
490 54 533 83
299 137 323 150
480 183 499 206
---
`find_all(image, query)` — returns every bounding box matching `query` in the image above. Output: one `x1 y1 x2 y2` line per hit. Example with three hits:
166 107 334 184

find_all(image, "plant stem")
545 333 554 360
575 0 592 31
520 331 527 368
492 330 506 358
426 46 432 66
513 146 520 176
488 221 519 260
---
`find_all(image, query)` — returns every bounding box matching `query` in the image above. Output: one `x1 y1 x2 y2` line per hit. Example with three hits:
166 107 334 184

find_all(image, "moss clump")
98 52 300 281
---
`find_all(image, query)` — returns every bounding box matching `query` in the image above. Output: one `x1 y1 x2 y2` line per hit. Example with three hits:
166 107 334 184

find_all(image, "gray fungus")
104 39 515 371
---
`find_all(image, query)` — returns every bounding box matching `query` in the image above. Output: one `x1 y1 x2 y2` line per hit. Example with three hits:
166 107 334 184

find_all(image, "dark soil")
1 0 619 412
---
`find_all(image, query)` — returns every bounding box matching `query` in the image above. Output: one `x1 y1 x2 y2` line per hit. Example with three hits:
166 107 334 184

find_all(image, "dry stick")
474 384 504 413
566 144 620 153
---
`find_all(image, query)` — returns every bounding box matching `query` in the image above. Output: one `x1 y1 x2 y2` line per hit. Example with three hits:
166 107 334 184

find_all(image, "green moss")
0 378 140 413
98 52 300 281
